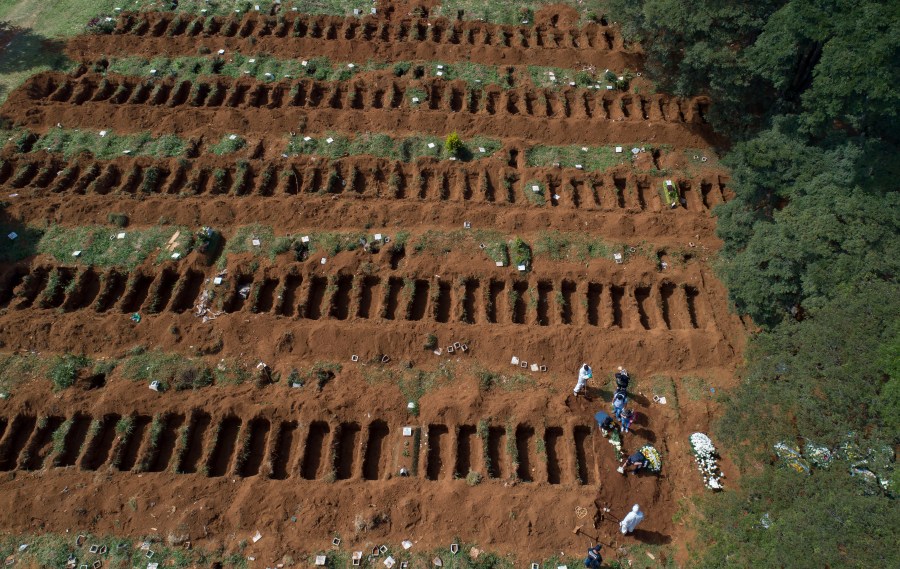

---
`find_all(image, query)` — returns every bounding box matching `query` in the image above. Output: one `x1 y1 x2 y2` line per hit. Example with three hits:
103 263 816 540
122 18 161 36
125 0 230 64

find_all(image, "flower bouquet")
689 433 723 490
608 428 623 460
638 445 662 473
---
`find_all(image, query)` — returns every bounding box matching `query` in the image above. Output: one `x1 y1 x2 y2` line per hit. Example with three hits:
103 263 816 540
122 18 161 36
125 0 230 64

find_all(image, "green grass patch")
213 357 251 386
509 237 532 270
208 134 247 155
533 230 619 262
48 353 90 391
120 348 209 391
29 129 186 159
0 24 71 104
527 65 618 90
523 179 547 205
35 225 193 269
0 352 47 395
220 224 275 262
525 144 633 171
286 132 501 162
0 223 43 263
106 54 387 83
411 229 510 265
681 375 714 401
422 61 502 86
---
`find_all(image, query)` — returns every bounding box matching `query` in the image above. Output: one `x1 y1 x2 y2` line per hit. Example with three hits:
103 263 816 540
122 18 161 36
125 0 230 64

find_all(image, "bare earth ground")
0 3 744 567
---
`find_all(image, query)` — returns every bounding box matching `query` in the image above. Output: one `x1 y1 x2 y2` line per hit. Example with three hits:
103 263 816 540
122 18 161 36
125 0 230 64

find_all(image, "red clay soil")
65 11 641 70
0 3 743 566
0 149 729 242
0 361 736 568
6 71 720 148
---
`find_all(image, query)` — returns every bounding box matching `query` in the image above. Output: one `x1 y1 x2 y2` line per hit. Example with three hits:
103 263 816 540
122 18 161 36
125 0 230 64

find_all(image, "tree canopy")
607 0 899 565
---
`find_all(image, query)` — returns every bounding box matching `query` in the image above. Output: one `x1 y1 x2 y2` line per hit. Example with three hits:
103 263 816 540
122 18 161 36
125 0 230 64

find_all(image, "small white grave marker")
575 164 583 170
582 146 589 151
171 252 181 259
99 130 107 137
495 261 504 267
228 134 237 140
530 363 539 372
117 232 126 239
615 146 623 153
218 49 225 55
478 147 486 153
412 97 419 104
348 63 355 69
374 233 383 241
302 60 308 66
248 59 256 63
7 232 17 240
384 556 396 568
613 253 623 264
403 427 413 436
532 185 541 193
326 137 334 144
320 257 327 264
251 238 261 247
72 250 81 257
213 277 223 285
301 235 310 243
517 264 527 271
402 541 413 550
303 136 312 142
436 71 443 76
315 556 327 567
427 142 435 148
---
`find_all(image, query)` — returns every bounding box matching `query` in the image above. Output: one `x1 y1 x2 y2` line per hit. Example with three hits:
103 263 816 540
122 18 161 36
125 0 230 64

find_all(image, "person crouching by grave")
594 411 618 437
583 544 603 569
615 366 630 390
574 363 593 397
619 408 635 433
619 451 649 476
612 386 628 420
619 504 645 535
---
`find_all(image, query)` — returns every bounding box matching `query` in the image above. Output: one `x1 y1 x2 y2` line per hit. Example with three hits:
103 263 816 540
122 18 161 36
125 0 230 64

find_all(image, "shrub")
445 132 463 155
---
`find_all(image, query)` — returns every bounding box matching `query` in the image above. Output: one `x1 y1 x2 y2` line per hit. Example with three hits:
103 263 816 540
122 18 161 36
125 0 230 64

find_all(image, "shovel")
572 525 614 548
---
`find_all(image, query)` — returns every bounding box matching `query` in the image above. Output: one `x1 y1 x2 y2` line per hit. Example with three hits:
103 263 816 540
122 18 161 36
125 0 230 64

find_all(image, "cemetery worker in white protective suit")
574 363 592 397
620 504 645 535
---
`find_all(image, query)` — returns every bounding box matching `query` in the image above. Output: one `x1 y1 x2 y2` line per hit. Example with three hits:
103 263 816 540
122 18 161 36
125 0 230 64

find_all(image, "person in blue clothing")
583 544 602 569
594 411 617 435
620 451 649 475
611 387 628 421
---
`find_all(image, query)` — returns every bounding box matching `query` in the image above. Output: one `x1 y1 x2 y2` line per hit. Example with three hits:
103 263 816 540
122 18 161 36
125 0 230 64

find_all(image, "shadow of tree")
0 21 69 99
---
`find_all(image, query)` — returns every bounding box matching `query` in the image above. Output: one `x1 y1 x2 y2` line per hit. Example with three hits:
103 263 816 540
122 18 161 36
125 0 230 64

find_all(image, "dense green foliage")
608 0 899 565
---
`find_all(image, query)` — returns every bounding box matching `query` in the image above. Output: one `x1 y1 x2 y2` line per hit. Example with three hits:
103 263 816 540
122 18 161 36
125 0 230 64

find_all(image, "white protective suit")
620 504 645 534
574 364 592 395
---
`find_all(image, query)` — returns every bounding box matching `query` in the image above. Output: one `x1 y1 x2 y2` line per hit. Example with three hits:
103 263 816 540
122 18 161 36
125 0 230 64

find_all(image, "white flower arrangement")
690 433 723 490
607 428 624 460
638 445 662 473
